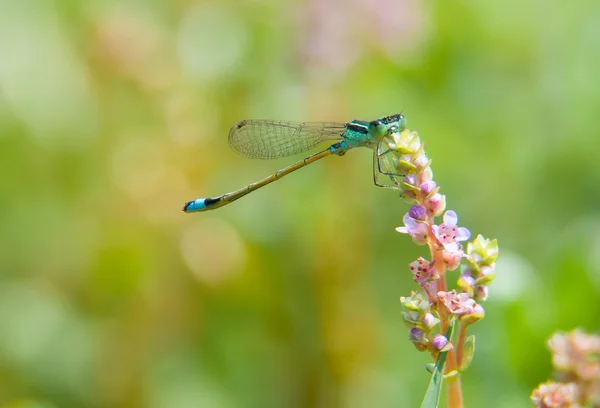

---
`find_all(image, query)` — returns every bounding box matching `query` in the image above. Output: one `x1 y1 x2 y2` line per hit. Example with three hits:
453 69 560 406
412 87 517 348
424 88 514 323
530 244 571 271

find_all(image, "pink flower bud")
409 328 425 342
409 205 427 221
432 334 448 350
457 272 475 295
414 155 429 169
427 193 446 217
422 313 437 329
475 265 496 286
443 250 463 271
419 167 434 183
480 265 494 276
460 273 476 289
420 181 436 196
471 304 485 315
474 285 488 301
403 174 417 187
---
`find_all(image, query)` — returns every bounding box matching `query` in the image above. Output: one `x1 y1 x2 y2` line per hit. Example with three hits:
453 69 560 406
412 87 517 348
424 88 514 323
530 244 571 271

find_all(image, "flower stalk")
388 127 498 407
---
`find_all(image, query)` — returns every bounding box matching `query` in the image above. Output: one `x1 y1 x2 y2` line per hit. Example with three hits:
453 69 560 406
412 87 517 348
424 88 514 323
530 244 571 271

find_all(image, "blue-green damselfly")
183 114 407 213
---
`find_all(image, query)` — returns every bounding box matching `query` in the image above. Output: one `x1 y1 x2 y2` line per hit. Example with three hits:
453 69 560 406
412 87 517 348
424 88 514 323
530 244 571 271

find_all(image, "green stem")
422 195 464 408
456 322 467 368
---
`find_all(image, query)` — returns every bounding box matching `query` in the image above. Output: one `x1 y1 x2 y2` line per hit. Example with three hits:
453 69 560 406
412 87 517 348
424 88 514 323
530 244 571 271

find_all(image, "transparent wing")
228 120 347 159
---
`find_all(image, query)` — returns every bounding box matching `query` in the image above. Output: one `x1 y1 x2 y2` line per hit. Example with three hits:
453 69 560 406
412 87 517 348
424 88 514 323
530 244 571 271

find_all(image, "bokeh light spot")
180 218 246 286
177 3 248 82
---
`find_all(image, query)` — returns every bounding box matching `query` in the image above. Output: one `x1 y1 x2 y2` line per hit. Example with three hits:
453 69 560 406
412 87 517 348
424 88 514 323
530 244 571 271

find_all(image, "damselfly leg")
372 139 404 189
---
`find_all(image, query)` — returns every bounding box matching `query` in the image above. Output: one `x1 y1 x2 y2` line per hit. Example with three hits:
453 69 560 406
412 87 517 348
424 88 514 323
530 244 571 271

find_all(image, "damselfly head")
368 120 387 139
368 114 407 139
381 113 407 131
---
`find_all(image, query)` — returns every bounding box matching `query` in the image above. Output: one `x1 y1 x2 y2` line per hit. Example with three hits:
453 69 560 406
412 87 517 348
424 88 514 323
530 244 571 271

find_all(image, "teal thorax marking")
343 120 371 148
343 113 407 149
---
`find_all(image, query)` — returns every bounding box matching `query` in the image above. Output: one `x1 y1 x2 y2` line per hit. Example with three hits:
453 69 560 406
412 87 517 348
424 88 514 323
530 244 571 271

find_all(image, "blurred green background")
1 0 599 407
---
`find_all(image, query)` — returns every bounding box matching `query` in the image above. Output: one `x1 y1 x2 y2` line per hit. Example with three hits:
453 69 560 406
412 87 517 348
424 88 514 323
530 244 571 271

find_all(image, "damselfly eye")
368 120 388 139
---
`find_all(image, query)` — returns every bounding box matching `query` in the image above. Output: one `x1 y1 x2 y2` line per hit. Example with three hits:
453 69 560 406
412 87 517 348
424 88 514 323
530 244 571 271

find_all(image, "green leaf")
420 323 455 408
460 335 475 372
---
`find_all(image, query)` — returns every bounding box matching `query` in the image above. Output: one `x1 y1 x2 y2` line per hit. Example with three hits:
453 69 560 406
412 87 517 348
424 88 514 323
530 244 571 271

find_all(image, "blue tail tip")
183 198 206 213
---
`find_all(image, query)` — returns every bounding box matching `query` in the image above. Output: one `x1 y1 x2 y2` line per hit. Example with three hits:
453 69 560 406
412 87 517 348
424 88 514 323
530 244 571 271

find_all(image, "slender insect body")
183 114 407 213
328 141 348 156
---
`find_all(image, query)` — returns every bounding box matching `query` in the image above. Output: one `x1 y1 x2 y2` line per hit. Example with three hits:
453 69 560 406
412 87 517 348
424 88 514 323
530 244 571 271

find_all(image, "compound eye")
369 120 382 127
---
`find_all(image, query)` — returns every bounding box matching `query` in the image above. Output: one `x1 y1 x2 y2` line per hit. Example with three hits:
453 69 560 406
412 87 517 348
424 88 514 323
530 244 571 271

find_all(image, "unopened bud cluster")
387 130 446 217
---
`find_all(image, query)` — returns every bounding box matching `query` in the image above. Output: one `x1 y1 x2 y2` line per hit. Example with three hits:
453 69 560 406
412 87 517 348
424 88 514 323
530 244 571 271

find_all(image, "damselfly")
183 114 407 213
